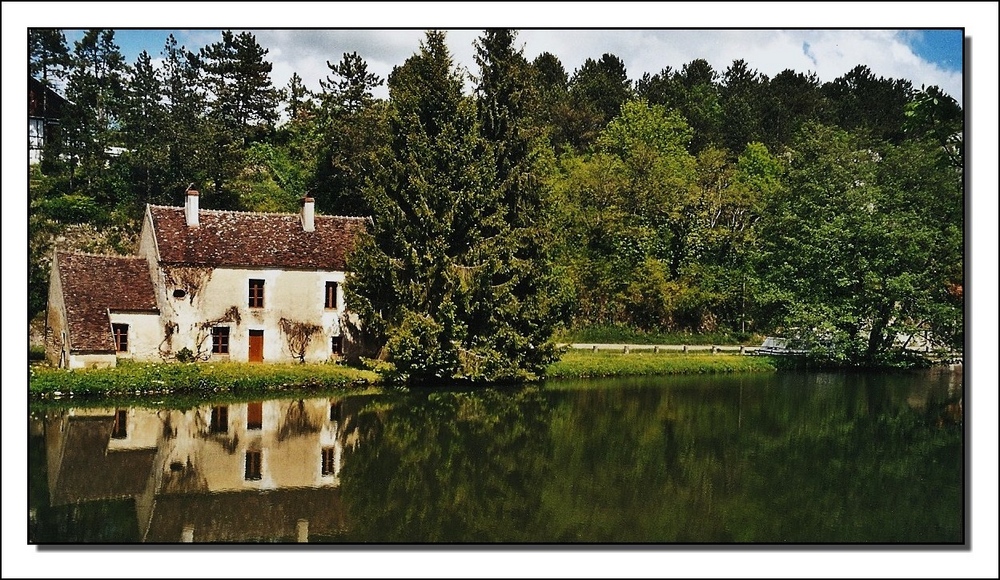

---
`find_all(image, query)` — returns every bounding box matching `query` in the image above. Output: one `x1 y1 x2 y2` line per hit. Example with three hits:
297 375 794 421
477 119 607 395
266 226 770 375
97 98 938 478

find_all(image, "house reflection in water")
40 396 368 542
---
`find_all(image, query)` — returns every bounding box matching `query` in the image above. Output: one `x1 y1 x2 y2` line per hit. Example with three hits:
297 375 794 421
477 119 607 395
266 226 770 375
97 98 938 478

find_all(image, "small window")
325 281 338 309
245 450 262 480
330 401 342 422
29 118 44 149
172 288 186 299
212 327 230 354
111 409 128 439
210 406 229 434
248 279 265 308
331 336 343 356
321 447 337 476
247 402 263 430
112 323 129 352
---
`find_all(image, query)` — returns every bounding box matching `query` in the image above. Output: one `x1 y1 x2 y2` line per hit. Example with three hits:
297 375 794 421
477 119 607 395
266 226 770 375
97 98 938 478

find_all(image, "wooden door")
247 402 263 430
249 330 264 363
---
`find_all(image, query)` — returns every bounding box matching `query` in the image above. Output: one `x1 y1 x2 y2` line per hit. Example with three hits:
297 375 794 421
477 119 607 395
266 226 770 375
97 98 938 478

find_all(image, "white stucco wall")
67 353 118 370
70 407 162 451
108 311 162 362
158 266 348 363
158 399 342 492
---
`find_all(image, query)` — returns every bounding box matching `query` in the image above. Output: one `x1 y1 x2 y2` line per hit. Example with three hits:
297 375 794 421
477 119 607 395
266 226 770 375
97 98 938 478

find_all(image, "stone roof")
56 253 159 352
147 205 368 270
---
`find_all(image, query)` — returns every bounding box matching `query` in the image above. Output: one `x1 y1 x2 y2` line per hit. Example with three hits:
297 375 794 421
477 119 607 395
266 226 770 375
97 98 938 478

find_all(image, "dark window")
247 402 263 430
330 401 342 422
210 406 228 433
112 323 129 352
325 281 338 309
248 279 265 308
322 447 337 476
245 450 262 480
111 409 127 439
331 336 343 356
211 327 230 354
172 288 186 299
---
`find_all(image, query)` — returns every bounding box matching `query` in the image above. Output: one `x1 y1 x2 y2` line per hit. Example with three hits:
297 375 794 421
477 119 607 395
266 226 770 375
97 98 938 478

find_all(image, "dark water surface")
29 368 964 544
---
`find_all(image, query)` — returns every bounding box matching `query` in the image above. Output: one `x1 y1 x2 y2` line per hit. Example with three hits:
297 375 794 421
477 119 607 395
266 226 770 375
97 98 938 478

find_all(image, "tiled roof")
144 487 346 542
56 253 158 352
148 205 368 270
49 417 158 506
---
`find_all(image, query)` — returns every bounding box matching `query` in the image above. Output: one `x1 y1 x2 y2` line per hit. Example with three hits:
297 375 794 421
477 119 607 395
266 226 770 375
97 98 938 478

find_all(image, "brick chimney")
185 189 200 227
300 196 315 232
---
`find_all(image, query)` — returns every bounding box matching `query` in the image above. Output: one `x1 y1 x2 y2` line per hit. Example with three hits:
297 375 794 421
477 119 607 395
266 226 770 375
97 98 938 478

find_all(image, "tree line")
29 29 964 381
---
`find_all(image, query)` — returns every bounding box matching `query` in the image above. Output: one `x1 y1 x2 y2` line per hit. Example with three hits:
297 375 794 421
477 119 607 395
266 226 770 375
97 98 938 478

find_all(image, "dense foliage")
29 28 964 380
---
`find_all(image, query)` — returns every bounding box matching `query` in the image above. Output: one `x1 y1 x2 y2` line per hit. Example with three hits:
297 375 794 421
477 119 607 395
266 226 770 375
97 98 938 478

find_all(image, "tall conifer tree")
348 30 564 383
470 28 567 380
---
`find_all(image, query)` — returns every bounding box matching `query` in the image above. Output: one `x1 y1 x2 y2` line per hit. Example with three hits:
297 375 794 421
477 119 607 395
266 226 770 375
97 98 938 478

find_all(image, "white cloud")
217 29 962 101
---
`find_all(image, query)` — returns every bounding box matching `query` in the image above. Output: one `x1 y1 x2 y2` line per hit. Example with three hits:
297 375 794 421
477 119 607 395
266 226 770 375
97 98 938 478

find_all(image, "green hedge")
557 325 761 346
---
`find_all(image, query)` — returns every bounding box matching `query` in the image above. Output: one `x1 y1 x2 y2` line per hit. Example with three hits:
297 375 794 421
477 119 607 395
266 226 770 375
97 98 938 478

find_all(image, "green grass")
29 349 776 402
557 324 762 346
546 350 777 379
29 360 379 401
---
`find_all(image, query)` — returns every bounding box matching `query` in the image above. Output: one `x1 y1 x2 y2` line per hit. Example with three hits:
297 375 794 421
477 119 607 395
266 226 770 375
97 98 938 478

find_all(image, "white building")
46 192 367 368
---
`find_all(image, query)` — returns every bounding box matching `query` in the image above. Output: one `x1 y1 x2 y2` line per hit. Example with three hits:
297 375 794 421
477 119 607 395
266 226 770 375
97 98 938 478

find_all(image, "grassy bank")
29 360 378 401
546 350 776 379
556 325 762 346
29 350 775 402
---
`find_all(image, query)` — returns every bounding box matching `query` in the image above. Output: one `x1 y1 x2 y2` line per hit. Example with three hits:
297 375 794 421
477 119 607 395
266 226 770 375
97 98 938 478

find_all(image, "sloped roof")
147 205 368 270
144 487 346 542
49 417 158 506
56 253 159 352
29 76 69 118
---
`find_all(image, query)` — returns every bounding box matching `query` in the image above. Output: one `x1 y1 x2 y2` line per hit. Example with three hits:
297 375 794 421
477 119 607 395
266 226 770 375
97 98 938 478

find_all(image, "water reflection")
29 369 963 543
34 396 371 542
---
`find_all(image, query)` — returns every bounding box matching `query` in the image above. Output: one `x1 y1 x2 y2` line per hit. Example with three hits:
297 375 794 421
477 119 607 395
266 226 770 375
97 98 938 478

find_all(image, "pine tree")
200 30 280 140
120 50 168 206
470 28 568 380
63 29 126 195
346 30 568 384
345 31 492 383
199 30 280 203
29 28 71 173
161 34 210 201
283 72 314 122
29 28 71 84
313 52 386 215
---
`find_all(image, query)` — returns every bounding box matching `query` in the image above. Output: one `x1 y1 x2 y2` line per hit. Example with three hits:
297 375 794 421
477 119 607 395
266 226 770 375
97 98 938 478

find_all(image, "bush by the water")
558 325 760 346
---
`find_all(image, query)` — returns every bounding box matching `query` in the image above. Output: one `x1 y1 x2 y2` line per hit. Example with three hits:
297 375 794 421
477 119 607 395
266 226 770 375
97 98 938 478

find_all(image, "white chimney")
185 189 200 227
300 196 315 232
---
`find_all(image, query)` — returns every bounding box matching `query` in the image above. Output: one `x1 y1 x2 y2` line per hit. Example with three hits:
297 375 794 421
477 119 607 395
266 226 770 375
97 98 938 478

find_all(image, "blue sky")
907 29 964 72
59 27 966 101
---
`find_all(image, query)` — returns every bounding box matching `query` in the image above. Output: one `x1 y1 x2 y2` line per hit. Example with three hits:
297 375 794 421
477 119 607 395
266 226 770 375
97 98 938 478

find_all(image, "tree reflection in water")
29 369 962 543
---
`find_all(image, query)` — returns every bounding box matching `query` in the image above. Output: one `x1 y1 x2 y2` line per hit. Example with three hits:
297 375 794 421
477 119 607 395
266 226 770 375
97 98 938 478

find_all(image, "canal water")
28 368 963 544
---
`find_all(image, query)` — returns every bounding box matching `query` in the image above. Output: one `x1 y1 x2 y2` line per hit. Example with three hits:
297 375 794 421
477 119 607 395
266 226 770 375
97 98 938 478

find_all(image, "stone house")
45 192 367 368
